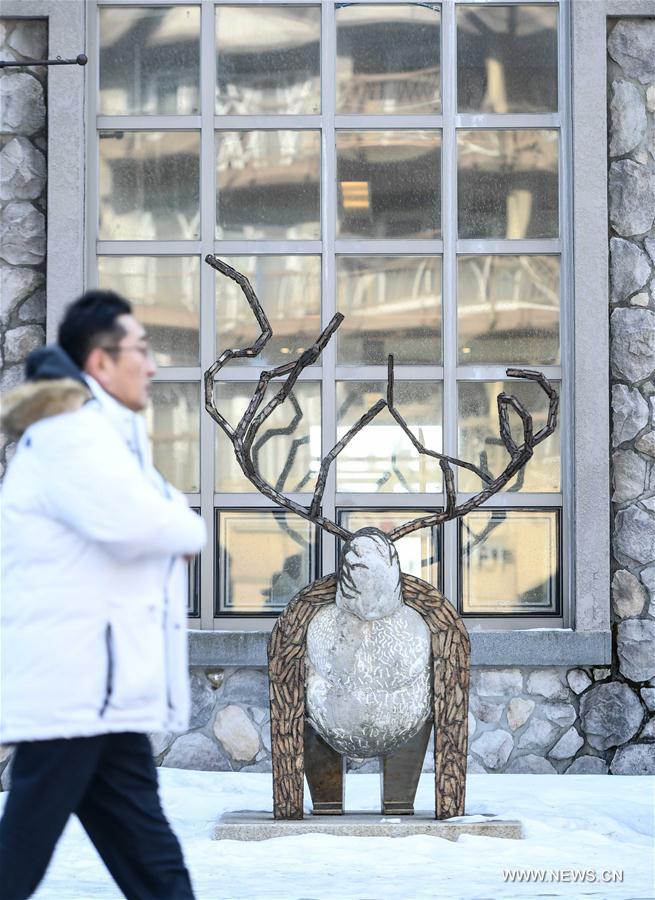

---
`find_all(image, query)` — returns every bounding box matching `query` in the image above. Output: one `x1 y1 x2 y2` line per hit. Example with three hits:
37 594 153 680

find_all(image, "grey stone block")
608 20 655 85
4 324 44 364
565 755 608 775
506 754 557 774
506 698 534 731
549 727 584 760
610 309 655 384
579 682 643 750
610 743 655 775
612 385 649 446
213 705 261 762
0 73 45 136
7 20 47 60
609 81 647 157
0 136 46 201
189 669 218 728
617 619 655 682
526 669 569 701
609 237 651 303
476 669 522 697
163 732 231 771
470 729 514 770
517 718 559 751
614 505 655 566
0 201 45 265
609 160 655 237
540 702 577 728
0 265 43 324
566 668 592 695
612 570 648 619
640 687 655 711
612 450 649 503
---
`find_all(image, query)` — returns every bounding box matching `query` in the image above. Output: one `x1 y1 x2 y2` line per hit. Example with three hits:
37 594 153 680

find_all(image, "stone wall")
0 18 47 476
605 17 655 775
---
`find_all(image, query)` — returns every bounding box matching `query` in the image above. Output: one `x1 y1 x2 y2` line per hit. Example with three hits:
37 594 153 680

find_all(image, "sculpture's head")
336 528 402 621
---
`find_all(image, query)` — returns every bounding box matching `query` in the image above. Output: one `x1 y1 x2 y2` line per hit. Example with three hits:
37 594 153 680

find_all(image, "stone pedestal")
213 811 523 841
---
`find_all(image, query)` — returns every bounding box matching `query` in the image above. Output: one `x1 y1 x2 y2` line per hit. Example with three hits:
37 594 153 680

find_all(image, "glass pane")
99 131 200 240
217 510 316 613
336 381 442 493
216 130 320 239
216 6 320 115
458 380 560 493
146 382 199 492
214 382 320 492
187 511 200 616
99 6 200 115
216 256 321 367
337 130 441 239
98 256 200 367
336 4 441 114
457 4 557 113
457 130 558 239
337 256 441 365
461 509 559 614
457 255 559 365
338 509 441 586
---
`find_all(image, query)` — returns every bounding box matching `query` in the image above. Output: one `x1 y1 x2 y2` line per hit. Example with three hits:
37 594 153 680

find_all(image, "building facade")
1 0 654 782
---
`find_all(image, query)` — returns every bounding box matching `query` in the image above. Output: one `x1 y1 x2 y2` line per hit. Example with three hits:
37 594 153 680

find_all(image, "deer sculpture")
204 255 559 821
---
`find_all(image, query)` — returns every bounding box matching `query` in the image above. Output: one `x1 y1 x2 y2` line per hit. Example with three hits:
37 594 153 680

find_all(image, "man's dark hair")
58 290 132 369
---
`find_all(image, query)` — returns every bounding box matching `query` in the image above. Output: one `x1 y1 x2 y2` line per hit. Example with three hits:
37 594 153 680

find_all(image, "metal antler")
203 255 351 540
205 257 559 544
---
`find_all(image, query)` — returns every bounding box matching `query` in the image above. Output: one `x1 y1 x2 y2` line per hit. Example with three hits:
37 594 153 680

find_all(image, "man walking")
0 291 206 899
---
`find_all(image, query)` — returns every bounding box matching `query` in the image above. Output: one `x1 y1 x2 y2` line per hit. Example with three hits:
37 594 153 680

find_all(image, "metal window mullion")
456 113 560 129
321 0 337 578
200 0 217 629
97 241 202 255
457 239 561 254
151 368 201 382
213 241 322 255
213 115 321 130
98 116 202 130
335 366 443 381
334 240 444 255
455 365 561 381
334 115 443 129
214 366 323 382
441 0 459 612
213 493 315 509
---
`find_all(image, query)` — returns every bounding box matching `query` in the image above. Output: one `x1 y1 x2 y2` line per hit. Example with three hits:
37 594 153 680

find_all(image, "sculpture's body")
204 255 559 822
306 530 431 757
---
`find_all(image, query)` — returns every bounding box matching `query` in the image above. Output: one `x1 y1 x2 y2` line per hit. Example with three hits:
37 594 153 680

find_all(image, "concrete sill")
188 629 612 668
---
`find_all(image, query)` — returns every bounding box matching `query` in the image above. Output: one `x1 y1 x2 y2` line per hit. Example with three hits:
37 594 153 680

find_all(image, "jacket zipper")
99 623 114 717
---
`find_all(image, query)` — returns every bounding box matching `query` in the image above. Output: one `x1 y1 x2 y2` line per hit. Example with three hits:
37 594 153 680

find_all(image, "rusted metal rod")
0 54 87 68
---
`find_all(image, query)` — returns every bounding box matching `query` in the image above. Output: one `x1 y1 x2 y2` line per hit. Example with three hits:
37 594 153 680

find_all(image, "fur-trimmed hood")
1 378 92 439
1 344 91 439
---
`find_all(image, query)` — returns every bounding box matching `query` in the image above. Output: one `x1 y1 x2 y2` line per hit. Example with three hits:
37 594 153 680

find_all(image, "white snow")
1 770 651 900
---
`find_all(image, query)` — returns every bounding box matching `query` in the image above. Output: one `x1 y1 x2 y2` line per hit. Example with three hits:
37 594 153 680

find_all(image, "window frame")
75 0 612 662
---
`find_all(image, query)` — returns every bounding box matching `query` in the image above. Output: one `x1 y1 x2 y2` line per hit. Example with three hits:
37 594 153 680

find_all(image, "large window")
92 1 568 628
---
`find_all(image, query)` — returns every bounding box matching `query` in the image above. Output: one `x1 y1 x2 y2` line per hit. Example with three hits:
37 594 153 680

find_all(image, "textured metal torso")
305 601 432 758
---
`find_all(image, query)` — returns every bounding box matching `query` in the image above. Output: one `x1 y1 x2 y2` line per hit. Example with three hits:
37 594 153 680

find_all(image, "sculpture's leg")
380 720 432 815
304 721 345 815
433 626 469 819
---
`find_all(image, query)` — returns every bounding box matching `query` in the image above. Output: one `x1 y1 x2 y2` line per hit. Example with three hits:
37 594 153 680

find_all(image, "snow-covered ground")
1 770 651 900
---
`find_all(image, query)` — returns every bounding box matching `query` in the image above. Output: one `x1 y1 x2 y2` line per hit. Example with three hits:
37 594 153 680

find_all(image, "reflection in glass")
99 131 200 241
99 6 200 115
457 255 559 365
216 256 321 367
457 130 558 239
458 380 560 493
146 382 199 492
214 382 320 492
336 4 440 114
338 509 441 587
461 509 559 614
337 130 441 239
217 510 316 613
457 5 557 113
337 256 441 365
98 256 200 367
216 130 320 239
336 381 442 493
216 6 320 115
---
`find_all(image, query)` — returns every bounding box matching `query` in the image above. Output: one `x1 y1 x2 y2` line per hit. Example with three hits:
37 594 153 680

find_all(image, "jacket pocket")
99 623 114 717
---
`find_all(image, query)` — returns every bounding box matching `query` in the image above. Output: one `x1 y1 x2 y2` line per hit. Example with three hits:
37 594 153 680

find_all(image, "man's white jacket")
0 370 206 744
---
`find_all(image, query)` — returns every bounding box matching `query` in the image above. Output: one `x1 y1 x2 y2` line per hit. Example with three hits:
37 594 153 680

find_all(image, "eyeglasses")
102 343 153 360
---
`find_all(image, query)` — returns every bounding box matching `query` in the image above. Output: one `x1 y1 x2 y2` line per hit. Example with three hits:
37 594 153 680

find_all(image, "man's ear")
84 346 113 386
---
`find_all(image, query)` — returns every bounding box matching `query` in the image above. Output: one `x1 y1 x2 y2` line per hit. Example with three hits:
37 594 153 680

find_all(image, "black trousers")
0 732 195 900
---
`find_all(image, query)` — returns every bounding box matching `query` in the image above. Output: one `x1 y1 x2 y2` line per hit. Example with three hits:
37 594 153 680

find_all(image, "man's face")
86 314 157 412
